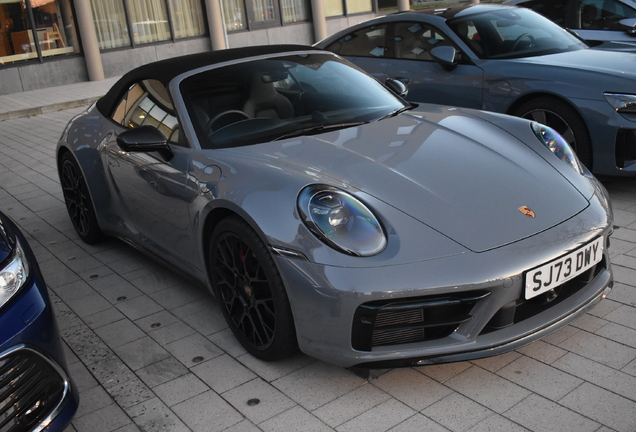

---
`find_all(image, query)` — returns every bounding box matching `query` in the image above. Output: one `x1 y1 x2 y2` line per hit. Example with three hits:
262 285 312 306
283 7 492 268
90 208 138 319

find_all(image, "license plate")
525 237 603 300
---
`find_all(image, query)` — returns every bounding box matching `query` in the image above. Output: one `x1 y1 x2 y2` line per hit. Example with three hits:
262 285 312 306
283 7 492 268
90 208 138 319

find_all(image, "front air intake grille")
352 291 490 351
482 256 608 334
0 347 67 432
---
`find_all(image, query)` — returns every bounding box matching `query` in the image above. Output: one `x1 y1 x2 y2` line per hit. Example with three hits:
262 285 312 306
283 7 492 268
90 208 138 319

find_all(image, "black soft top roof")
97 44 319 116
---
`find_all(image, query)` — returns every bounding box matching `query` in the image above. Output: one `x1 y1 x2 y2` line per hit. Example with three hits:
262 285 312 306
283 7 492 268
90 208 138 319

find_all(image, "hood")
252 108 589 253
513 49 636 83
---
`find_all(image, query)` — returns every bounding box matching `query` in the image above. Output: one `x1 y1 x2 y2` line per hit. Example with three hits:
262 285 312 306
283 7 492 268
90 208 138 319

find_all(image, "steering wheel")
206 110 250 133
511 33 535 51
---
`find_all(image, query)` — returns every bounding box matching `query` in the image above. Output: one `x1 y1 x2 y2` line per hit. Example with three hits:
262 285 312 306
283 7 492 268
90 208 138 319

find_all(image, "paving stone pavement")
0 87 635 432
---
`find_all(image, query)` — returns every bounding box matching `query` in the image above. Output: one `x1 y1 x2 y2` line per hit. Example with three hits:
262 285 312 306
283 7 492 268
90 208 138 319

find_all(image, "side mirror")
431 46 458 71
619 18 636 35
116 126 173 160
385 78 408 98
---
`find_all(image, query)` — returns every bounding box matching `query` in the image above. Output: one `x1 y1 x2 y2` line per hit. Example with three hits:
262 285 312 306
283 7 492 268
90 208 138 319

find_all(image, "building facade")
0 0 393 95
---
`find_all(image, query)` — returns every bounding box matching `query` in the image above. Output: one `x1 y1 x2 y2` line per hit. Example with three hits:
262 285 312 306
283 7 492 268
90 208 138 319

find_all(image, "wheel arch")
505 92 581 118
505 92 594 169
200 203 279 292
57 144 112 226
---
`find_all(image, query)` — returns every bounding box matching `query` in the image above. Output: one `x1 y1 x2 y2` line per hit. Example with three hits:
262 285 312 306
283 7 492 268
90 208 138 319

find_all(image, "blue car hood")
260 110 589 252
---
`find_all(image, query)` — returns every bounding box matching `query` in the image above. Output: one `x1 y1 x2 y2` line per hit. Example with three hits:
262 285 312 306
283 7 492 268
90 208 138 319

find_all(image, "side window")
520 0 568 26
112 79 181 145
326 25 390 58
392 22 457 60
576 0 636 30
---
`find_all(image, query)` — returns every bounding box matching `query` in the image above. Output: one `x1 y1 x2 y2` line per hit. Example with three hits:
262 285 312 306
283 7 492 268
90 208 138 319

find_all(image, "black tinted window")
326 25 390 58
575 0 636 30
392 22 451 60
517 0 568 26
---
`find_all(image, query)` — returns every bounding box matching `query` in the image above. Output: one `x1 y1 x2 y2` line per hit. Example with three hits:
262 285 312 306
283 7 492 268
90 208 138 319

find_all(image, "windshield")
449 8 588 59
180 53 407 148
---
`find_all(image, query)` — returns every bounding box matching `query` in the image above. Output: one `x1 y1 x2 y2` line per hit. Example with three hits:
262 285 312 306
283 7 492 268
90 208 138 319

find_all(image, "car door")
384 21 484 108
103 79 199 267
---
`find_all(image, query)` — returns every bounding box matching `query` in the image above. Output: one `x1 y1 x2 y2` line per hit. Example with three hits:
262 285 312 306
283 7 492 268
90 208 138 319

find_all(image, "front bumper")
0 345 78 432
577 98 636 176
0 215 79 431
276 183 613 368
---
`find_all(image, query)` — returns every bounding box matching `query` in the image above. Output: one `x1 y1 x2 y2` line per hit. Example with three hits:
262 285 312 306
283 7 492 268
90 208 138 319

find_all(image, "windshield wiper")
377 103 417 121
273 122 367 141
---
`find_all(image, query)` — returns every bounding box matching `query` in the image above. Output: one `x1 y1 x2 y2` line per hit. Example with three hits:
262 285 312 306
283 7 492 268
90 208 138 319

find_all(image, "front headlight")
532 122 584 175
0 240 29 308
604 93 636 114
298 185 387 257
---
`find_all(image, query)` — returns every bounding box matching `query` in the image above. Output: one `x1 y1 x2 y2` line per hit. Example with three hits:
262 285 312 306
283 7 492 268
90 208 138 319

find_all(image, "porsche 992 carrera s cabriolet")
57 45 613 368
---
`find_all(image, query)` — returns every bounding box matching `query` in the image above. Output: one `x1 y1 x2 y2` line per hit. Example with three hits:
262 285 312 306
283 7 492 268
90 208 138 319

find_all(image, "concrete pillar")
397 0 410 12
312 0 328 42
73 0 104 81
470 0 480 3
205 0 228 50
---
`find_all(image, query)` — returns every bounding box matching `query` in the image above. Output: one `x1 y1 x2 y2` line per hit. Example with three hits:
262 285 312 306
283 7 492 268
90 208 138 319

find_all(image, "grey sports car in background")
315 4 636 177
57 45 613 368
504 0 636 51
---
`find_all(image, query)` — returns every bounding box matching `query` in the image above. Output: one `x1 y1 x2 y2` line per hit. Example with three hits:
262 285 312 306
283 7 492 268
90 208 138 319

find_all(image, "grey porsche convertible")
57 45 613 368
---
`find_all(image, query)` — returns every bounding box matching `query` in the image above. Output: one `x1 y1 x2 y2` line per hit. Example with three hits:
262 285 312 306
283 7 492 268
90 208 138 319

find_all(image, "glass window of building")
223 0 246 30
223 0 309 30
90 0 130 49
347 0 372 14
324 0 373 17
280 0 309 23
324 0 344 17
128 1 171 44
168 0 205 38
0 0 80 65
91 0 206 50
247 0 279 28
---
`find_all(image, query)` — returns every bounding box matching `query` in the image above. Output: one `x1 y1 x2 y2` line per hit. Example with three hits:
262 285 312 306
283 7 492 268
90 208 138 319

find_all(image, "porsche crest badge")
518 206 536 218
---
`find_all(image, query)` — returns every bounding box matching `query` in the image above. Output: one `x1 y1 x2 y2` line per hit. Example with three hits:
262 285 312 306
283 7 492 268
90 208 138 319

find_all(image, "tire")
209 216 297 361
59 153 105 244
513 97 593 170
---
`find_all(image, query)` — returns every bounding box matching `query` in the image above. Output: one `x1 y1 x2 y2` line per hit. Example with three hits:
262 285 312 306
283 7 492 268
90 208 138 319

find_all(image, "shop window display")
0 0 79 65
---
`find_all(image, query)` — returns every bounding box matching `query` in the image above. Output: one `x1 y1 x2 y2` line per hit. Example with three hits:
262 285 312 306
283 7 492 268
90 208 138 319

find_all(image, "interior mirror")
261 70 289 83
385 78 408 98
619 18 636 35
431 46 458 71
116 126 173 159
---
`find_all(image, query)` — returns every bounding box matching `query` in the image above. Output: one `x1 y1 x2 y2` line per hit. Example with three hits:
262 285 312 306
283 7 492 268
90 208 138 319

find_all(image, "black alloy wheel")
60 153 104 244
210 216 297 361
513 97 593 170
